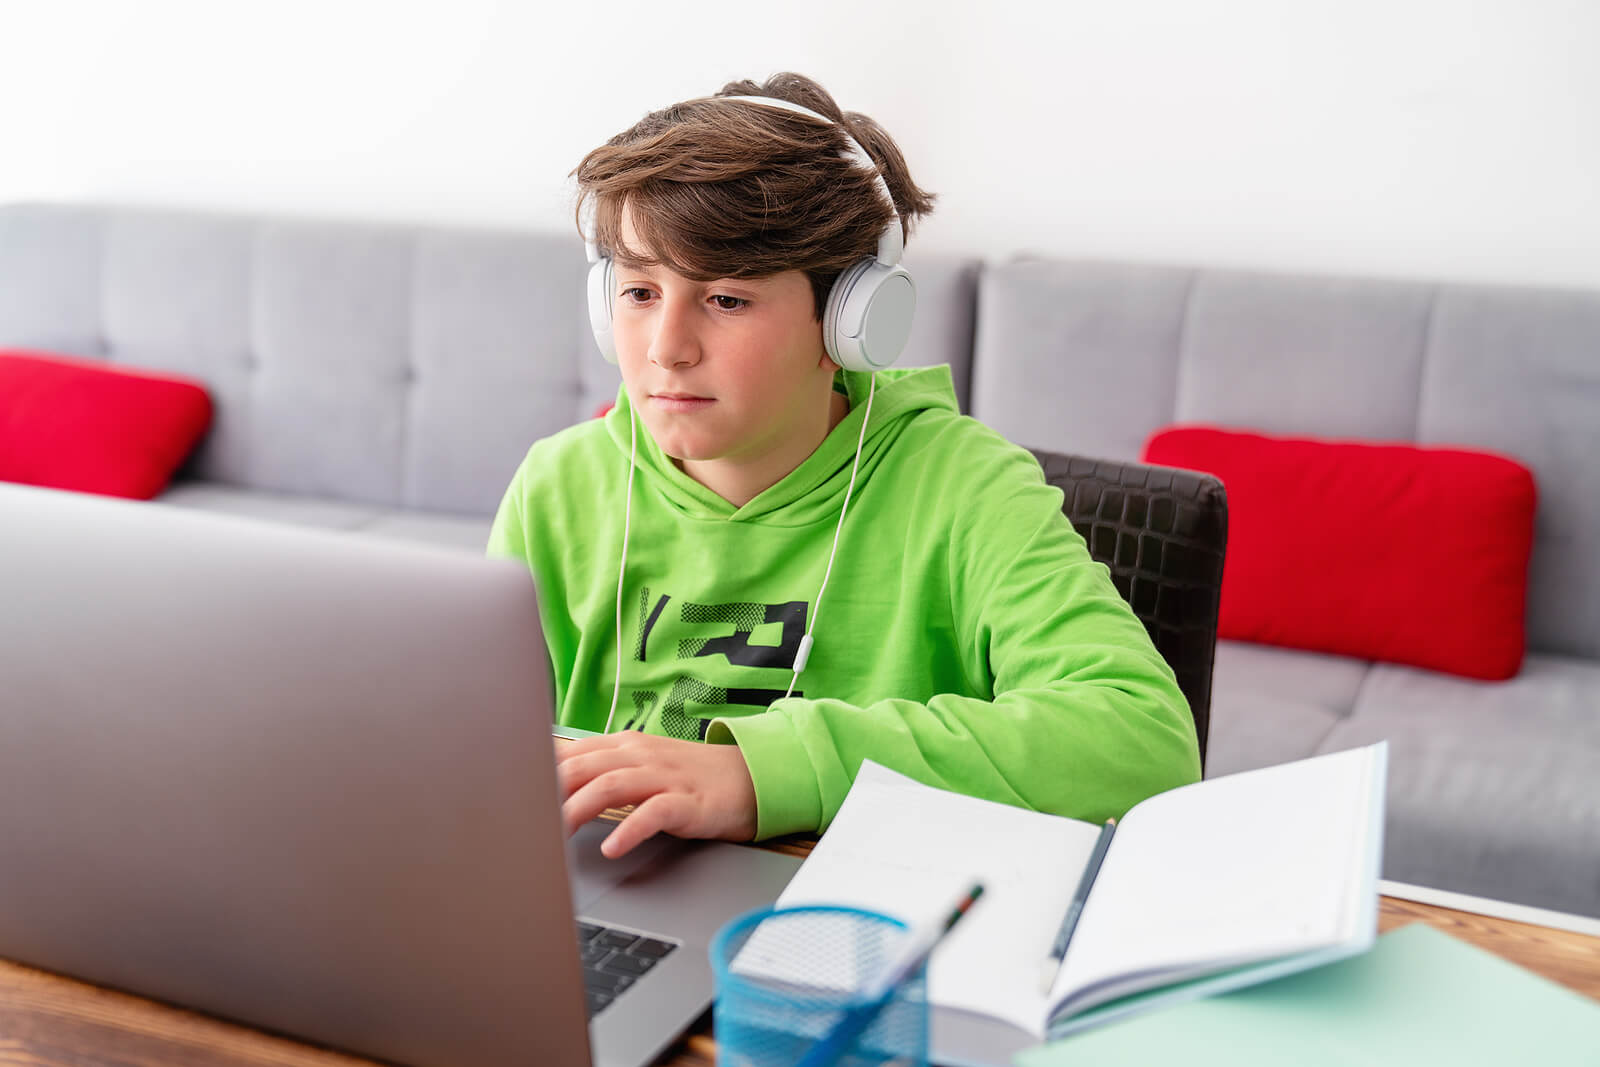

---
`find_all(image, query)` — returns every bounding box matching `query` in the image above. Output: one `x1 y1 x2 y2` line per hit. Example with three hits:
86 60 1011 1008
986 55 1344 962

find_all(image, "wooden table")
3 849 1596 1067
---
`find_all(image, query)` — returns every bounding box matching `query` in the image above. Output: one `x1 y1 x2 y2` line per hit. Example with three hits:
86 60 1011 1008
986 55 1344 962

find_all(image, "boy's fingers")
556 739 660 798
562 766 657 835
601 794 691 859
554 731 628 763
556 748 620 797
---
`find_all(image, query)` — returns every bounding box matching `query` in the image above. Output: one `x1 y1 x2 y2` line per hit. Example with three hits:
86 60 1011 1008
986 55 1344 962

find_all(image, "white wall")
3 0 1596 289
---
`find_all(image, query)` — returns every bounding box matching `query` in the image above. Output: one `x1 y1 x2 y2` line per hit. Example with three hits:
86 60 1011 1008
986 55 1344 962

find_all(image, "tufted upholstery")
0 205 595 515
973 259 1600 663
1029 449 1227 765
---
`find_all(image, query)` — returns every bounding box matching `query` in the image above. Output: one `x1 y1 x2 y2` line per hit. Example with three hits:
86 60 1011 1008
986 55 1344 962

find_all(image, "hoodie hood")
601 364 961 525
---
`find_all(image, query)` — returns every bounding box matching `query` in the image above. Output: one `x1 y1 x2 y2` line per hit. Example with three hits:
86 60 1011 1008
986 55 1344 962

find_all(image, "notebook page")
1050 745 1380 1017
776 761 1104 1038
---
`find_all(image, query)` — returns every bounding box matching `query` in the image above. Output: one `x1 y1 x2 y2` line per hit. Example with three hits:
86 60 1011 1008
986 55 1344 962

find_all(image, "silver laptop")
0 482 801 1067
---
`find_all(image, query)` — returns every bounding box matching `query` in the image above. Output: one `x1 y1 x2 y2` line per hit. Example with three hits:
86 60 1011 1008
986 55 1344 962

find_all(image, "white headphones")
583 95 916 373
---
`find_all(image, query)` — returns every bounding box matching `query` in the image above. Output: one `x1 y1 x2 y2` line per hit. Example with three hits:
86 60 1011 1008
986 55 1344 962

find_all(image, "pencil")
1039 818 1117 994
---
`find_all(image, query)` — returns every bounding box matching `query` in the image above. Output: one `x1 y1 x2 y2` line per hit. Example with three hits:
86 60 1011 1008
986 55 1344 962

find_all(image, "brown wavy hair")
573 72 936 321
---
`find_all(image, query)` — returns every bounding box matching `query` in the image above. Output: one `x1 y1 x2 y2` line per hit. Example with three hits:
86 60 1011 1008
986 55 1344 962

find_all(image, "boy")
488 73 1200 859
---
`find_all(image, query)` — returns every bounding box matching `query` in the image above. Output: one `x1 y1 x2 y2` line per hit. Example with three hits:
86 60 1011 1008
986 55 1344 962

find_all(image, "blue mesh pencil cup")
710 905 930 1067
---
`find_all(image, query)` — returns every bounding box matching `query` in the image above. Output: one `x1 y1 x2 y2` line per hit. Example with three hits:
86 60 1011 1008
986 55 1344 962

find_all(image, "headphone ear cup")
587 256 618 363
823 258 917 373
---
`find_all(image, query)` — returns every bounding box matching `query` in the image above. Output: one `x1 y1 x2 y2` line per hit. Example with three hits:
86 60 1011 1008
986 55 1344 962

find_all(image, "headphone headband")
717 96 904 266
582 96 904 268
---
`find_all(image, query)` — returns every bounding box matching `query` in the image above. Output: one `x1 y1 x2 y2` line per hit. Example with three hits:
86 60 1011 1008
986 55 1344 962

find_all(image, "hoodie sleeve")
485 467 528 560
709 441 1203 840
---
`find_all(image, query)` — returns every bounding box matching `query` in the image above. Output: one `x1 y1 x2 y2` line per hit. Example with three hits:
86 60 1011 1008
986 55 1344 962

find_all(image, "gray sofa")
3 202 1595 918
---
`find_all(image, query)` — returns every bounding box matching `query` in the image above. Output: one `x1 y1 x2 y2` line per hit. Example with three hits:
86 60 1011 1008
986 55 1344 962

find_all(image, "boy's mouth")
649 393 715 412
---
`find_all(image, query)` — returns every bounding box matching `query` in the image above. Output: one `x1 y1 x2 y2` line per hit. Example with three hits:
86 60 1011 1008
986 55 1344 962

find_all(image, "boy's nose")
647 301 702 369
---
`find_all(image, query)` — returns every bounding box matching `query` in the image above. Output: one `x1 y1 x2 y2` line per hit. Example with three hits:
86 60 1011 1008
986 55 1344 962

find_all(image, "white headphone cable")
604 375 875 726
602 402 639 735
783 372 875 700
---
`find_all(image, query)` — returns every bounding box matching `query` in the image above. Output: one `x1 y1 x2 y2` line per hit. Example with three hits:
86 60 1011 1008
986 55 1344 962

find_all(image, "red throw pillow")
1142 425 1536 680
0 349 213 500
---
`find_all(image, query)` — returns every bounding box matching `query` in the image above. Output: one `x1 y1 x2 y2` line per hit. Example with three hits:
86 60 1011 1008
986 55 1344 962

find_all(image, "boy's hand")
556 732 758 859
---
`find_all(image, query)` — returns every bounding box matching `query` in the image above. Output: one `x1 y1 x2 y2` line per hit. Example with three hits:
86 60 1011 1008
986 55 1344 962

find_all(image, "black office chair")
1027 449 1228 769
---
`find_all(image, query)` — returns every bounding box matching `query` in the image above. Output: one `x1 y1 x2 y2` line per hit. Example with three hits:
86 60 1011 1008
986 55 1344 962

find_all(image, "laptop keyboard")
576 920 679 1018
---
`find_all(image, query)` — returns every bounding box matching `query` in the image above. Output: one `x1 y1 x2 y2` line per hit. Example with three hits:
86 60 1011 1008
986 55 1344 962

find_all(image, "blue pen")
796 882 984 1067
1039 818 1117 994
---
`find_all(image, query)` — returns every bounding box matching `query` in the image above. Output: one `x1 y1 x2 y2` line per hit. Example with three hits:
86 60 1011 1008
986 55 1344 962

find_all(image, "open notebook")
776 744 1388 1067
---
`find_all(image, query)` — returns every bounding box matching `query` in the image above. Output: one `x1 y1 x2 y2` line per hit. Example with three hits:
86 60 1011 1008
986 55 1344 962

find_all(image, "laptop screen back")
0 483 591 1067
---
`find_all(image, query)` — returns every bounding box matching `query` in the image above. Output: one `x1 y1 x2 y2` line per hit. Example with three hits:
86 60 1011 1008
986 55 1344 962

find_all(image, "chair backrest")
1029 449 1227 767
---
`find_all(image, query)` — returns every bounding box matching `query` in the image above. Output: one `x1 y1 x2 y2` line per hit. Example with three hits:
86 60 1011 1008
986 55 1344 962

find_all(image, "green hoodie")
488 365 1201 838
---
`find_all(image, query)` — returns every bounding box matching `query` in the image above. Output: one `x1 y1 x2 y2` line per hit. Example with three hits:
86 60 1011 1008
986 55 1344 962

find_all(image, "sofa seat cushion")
1316 655 1600 918
159 481 387 531
159 480 491 553
1204 640 1370 777
356 511 493 553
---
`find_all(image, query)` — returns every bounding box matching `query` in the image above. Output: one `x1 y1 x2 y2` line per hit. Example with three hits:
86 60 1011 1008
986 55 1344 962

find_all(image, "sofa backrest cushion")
972 258 1600 660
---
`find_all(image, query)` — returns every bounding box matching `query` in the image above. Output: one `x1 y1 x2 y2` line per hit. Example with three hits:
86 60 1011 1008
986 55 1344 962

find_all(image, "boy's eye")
620 287 653 304
711 295 747 311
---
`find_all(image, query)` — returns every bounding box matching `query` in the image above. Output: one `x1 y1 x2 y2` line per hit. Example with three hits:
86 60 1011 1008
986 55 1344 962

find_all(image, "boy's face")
610 207 840 489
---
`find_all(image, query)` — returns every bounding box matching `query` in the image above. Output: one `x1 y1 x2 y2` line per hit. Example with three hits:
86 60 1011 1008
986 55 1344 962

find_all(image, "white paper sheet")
775 761 1104 1037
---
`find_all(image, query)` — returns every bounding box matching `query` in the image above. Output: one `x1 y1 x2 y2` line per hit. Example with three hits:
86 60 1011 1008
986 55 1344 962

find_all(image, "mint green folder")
1015 923 1600 1066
